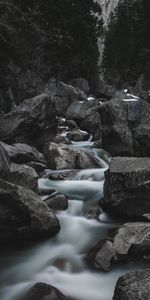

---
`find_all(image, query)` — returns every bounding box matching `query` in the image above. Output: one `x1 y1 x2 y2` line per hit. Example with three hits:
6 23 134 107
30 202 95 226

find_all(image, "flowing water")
0 140 147 300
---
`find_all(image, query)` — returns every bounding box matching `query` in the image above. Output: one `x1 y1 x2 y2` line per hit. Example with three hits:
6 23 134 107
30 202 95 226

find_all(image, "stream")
0 139 147 300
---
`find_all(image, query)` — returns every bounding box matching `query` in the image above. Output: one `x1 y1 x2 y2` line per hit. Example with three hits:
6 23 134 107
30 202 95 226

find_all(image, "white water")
0 140 146 300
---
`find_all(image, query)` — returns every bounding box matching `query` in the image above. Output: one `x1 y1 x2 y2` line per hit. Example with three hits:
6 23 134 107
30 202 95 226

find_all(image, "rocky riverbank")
0 77 150 299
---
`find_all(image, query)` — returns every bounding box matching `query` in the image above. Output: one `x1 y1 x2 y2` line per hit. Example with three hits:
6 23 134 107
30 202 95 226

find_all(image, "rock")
113 223 150 260
0 179 60 245
68 78 90 95
67 130 90 141
9 163 38 192
54 134 70 145
45 194 68 211
66 99 100 124
27 161 47 175
103 157 150 218
66 100 102 140
64 120 78 130
100 93 150 157
80 112 102 141
24 282 68 300
0 142 10 179
85 239 115 272
113 270 150 300
0 94 57 150
45 169 78 181
45 143 100 170
42 78 87 116
95 77 116 100
1 142 45 164
100 98 134 156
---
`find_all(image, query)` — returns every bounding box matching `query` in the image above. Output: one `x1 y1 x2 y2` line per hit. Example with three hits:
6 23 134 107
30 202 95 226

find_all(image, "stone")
0 142 10 179
67 130 90 142
80 112 102 140
85 239 115 272
42 78 87 116
100 98 134 156
1 142 45 164
0 179 60 246
103 157 150 218
113 270 150 300
24 282 68 300
0 94 57 151
9 163 38 192
45 194 68 211
113 223 150 260
45 143 100 170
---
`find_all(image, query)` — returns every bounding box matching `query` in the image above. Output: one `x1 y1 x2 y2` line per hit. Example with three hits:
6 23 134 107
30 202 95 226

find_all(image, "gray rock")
43 78 87 116
113 270 150 300
100 98 134 156
24 282 69 300
0 179 60 246
113 223 150 260
1 142 45 164
27 161 47 175
9 163 38 192
45 194 68 211
54 134 70 145
103 157 150 218
80 112 102 140
0 142 10 179
85 239 115 272
45 143 100 170
0 94 57 150
67 130 90 142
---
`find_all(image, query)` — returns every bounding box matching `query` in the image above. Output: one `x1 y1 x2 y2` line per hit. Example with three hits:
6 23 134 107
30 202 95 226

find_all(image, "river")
0 139 146 300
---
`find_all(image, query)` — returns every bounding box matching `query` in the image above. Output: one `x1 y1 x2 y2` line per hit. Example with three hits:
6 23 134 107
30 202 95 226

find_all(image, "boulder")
113 223 150 260
27 161 47 175
54 134 70 145
42 78 87 116
68 78 90 95
113 270 150 300
100 93 150 157
45 194 68 211
85 222 150 272
0 179 60 245
45 143 100 170
1 142 45 164
100 98 134 156
67 130 90 142
24 283 68 300
85 239 115 272
103 157 150 219
9 163 38 192
66 100 102 140
0 142 10 179
0 94 57 150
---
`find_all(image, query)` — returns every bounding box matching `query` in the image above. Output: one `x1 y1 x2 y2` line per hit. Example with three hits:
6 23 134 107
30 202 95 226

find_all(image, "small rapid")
0 140 145 300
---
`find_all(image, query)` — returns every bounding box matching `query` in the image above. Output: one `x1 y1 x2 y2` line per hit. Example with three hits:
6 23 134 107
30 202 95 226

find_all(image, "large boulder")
0 94 57 150
0 179 60 246
45 193 68 211
9 163 38 192
42 78 87 116
1 142 45 164
66 100 102 140
85 222 150 272
113 270 150 300
100 97 134 156
0 142 10 179
100 93 150 157
103 157 150 219
24 283 69 300
45 143 100 170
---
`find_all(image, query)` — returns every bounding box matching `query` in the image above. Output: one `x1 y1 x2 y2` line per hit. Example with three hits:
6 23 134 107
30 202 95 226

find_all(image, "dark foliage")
0 0 101 111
